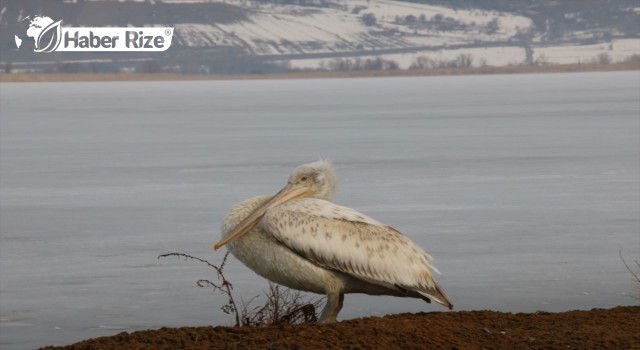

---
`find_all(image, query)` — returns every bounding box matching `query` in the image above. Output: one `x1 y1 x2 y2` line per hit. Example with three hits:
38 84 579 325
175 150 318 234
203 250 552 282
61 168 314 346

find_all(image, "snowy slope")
174 0 533 55
1 0 637 70
168 0 639 68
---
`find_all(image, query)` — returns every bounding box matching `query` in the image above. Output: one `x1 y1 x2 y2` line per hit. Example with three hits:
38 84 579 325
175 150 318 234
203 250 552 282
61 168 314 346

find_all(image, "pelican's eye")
300 176 309 182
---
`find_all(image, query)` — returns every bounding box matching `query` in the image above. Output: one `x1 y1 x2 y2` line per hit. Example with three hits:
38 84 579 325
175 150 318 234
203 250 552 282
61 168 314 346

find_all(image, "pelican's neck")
221 195 270 239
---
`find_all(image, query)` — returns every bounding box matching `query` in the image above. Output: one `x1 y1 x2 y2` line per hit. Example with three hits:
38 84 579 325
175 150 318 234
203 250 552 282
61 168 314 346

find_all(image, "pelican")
214 160 452 323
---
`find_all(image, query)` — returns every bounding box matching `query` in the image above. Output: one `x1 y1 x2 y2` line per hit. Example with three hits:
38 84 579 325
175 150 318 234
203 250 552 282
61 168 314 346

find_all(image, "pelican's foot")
318 292 344 323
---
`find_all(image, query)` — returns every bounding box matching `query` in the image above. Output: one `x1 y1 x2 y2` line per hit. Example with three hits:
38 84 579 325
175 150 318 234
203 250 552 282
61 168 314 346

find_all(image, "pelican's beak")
213 183 309 250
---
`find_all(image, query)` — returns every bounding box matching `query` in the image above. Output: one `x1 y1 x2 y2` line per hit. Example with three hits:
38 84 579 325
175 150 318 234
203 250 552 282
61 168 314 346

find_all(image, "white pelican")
214 160 452 323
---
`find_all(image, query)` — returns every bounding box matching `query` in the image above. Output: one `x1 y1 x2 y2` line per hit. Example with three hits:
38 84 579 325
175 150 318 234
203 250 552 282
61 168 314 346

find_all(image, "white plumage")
215 160 452 323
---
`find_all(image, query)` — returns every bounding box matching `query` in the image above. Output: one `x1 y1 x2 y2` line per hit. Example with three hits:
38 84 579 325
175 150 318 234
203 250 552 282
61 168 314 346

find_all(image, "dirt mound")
42 306 640 350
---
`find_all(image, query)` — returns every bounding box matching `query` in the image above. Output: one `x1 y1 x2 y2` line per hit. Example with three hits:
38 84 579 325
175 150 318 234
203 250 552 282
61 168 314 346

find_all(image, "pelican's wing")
259 198 453 309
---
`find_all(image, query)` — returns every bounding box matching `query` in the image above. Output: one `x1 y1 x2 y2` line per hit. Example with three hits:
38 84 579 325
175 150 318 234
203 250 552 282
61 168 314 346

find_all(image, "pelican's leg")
319 292 344 323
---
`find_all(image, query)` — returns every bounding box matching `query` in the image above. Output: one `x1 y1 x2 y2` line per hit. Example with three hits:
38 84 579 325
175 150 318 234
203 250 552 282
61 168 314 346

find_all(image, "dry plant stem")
158 251 322 326
619 249 640 301
158 252 240 326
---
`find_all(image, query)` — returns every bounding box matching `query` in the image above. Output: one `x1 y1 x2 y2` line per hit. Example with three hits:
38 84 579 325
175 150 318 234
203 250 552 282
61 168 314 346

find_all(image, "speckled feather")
260 198 447 301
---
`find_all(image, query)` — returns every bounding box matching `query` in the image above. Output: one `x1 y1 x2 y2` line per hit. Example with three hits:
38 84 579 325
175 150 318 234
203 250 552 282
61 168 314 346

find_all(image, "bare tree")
410 56 437 70
453 53 473 68
361 13 377 27
515 28 535 65
624 54 640 63
139 60 161 73
485 18 500 35
595 53 611 65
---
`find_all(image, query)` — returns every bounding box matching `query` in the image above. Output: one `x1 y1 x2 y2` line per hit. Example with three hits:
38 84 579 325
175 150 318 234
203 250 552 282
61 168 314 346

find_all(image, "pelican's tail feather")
417 283 453 310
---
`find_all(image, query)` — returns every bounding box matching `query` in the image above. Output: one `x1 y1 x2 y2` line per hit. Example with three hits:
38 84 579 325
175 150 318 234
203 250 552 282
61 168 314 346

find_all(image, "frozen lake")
1 71 639 349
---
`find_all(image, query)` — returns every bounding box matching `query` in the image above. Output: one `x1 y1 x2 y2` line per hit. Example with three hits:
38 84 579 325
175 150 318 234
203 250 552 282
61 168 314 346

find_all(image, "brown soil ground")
41 306 639 350
1 62 638 83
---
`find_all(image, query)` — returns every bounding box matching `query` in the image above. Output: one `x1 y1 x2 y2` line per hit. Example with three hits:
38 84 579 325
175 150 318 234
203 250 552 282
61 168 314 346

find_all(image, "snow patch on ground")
288 39 640 69
534 39 640 65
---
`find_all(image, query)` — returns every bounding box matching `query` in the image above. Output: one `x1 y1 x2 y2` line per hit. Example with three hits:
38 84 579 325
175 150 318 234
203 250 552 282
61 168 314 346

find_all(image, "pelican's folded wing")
259 198 453 309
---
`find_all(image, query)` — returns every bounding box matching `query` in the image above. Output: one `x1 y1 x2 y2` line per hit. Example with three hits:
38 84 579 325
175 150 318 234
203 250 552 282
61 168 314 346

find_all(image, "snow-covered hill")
1 0 638 73
170 0 638 68
176 0 532 55
175 0 531 54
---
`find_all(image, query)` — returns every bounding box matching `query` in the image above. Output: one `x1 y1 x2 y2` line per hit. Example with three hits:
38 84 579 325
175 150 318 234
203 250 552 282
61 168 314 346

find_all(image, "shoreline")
1 62 637 83
40 306 640 350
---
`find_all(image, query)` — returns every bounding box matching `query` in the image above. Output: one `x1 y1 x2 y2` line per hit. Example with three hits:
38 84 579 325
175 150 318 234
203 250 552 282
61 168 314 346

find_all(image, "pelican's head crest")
288 159 337 201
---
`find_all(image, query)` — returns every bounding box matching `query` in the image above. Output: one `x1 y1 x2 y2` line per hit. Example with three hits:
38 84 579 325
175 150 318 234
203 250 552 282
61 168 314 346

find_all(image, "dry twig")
158 251 322 326
620 249 640 301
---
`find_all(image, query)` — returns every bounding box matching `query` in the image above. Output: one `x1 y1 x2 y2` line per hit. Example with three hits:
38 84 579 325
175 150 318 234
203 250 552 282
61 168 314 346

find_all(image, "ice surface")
0 71 639 349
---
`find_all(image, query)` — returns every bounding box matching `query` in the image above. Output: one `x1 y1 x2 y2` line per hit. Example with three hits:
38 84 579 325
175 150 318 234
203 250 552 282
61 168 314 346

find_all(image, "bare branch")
158 252 225 276
159 251 323 327
620 249 640 301
159 251 240 325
